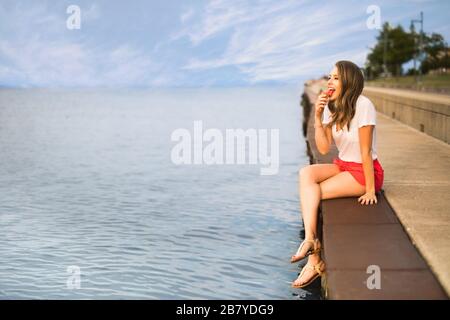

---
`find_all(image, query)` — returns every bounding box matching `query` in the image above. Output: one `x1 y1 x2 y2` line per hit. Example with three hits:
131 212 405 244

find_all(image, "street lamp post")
411 11 424 83
381 26 393 78
383 30 388 77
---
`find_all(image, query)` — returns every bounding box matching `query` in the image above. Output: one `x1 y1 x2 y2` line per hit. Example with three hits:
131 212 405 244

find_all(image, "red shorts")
333 157 384 192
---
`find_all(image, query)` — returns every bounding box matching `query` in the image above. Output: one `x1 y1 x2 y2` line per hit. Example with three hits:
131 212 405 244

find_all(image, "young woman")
291 60 384 288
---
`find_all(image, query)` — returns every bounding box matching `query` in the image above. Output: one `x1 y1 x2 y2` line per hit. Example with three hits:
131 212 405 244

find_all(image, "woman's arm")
314 120 332 155
314 92 332 155
358 125 377 205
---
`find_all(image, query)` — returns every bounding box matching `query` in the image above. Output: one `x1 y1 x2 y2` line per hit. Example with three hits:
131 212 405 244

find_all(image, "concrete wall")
363 87 450 144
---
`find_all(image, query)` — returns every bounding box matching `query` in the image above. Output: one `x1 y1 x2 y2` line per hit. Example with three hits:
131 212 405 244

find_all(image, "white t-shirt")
322 95 378 163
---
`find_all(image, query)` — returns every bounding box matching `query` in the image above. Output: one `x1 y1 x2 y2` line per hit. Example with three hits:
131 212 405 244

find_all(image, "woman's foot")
290 238 321 263
292 256 325 288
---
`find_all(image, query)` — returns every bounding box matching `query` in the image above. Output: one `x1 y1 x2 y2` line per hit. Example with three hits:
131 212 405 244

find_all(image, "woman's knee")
299 165 314 182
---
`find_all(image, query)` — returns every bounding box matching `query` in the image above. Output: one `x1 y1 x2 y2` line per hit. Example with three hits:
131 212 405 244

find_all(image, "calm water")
0 87 320 299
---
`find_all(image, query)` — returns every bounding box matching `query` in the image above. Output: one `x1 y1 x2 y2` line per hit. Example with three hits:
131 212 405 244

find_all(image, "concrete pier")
301 80 449 299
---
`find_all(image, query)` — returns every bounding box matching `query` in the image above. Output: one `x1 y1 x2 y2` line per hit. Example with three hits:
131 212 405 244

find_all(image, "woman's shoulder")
354 94 377 125
356 95 375 111
356 94 374 106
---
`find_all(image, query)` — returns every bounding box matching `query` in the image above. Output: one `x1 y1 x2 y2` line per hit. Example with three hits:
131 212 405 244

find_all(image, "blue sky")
0 0 449 87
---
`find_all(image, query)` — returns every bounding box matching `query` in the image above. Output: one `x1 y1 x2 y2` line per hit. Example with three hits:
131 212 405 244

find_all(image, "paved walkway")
376 112 450 295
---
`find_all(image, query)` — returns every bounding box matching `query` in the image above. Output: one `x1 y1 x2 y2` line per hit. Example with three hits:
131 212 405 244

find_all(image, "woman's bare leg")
298 164 340 241
320 171 366 200
293 171 366 287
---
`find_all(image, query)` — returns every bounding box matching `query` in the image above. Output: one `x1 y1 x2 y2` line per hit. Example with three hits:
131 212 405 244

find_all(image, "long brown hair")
326 60 364 131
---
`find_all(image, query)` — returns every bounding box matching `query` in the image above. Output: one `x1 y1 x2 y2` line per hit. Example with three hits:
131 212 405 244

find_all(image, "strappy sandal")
291 260 326 288
290 238 321 263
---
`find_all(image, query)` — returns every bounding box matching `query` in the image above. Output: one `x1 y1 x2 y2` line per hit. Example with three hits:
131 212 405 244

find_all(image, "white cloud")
3 0 443 87
181 1 368 83
0 38 154 87
175 0 301 45
83 3 101 21
180 8 194 24
103 45 154 86
0 2 155 87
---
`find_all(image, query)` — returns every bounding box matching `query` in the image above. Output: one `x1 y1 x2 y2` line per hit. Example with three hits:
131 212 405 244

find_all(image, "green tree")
366 23 415 77
420 33 449 74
